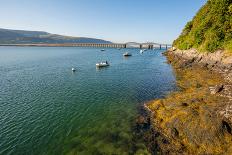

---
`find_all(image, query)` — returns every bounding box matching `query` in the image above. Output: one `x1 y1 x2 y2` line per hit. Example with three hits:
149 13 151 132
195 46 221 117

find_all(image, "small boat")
72 67 76 72
117 48 121 50
101 49 105 51
140 49 147 53
123 52 132 57
96 61 109 67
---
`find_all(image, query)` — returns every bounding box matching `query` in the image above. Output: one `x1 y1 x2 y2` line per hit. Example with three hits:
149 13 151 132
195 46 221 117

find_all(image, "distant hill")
173 0 232 53
0 28 112 44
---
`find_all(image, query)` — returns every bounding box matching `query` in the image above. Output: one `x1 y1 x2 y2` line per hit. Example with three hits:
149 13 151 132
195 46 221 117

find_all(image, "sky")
0 0 207 44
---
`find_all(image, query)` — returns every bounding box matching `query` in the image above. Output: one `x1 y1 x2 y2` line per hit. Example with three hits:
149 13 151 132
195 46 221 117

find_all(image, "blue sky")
0 0 207 43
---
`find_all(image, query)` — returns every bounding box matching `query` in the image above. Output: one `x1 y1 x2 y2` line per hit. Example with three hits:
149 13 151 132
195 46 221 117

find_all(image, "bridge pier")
148 45 153 49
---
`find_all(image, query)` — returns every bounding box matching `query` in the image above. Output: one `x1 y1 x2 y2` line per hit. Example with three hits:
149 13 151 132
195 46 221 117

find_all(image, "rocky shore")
169 48 232 82
145 48 232 154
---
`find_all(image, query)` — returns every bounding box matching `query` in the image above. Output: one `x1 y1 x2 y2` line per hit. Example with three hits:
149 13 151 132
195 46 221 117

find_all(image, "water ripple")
0 47 176 154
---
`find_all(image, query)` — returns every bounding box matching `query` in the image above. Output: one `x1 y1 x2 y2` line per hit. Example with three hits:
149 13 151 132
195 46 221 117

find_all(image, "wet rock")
162 51 168 56
137 115 146 124
136 106 151 131
136 115 150 131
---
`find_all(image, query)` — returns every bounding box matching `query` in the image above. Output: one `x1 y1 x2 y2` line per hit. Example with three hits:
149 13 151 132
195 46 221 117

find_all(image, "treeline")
173 0 232 53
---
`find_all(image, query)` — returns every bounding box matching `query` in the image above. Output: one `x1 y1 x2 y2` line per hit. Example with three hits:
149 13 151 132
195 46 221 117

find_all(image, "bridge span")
71 42 172 49
0 42 172 49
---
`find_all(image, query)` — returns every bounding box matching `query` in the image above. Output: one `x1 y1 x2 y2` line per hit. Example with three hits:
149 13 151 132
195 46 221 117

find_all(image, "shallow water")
0 47 176 154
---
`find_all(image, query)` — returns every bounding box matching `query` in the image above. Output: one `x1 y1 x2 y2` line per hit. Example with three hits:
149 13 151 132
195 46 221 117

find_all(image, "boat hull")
96 63 109 67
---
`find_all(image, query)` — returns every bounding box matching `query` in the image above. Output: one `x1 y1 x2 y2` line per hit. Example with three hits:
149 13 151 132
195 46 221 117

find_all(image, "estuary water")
0 47 176 155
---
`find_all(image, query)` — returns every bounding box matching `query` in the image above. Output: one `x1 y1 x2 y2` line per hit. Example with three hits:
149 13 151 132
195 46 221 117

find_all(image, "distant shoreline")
0 44 172 50
0 43 114 47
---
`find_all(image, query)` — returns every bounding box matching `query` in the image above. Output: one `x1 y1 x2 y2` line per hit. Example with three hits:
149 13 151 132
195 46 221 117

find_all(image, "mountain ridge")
0 28 112 44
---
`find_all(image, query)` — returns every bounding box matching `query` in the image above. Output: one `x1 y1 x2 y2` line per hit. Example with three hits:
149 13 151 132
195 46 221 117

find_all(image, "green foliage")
225 40 232 53
173 0 232 53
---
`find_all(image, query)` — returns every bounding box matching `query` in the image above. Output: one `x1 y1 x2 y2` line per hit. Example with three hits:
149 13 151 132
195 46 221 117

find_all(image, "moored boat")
123 52 132 57
96 61 109 67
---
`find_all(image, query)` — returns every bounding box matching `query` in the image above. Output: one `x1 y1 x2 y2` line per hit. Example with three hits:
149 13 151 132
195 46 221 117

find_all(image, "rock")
224 63 232 70
207 63 215 69
181 102 188 107
222 120 232 134
162 138 169 144
195 55 203 62
208 50 223 62
210 84 224 94
172 47 177 51
222 57 232 66
171 49 232 74
172 128 179 137
151 48 232 155
179 59 194 68
136 107 151 131
137 116 146 124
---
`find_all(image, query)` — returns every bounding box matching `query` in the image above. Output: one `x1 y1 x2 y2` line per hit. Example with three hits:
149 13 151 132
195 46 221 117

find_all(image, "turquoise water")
0 47 175 155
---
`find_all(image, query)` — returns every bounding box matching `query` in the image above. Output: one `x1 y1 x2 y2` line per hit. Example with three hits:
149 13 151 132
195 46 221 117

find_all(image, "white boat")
123 52 132 57
140 49 147 53
101 49 105 51
72 67 76 72
96 61 109 67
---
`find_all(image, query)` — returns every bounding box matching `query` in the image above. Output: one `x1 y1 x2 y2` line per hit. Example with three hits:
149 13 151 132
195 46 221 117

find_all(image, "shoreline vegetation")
173 0 232 53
